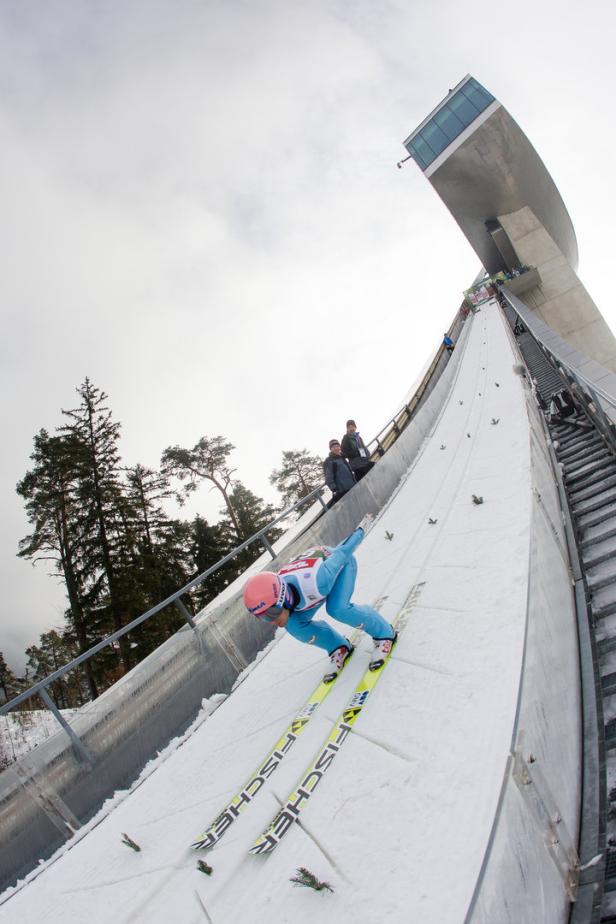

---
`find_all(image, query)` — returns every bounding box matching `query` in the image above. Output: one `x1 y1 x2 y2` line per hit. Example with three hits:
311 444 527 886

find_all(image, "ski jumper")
279 527 393 654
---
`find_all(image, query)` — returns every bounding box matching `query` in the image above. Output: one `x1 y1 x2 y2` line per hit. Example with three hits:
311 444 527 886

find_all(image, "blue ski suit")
280 527 394 654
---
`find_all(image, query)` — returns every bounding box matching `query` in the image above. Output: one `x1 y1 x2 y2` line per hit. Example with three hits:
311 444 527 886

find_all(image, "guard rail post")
260 534 277 559
174 596 197 630
38 686 95 769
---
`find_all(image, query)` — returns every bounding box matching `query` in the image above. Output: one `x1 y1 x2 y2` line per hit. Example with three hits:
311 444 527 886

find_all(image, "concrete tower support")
497 205 616 369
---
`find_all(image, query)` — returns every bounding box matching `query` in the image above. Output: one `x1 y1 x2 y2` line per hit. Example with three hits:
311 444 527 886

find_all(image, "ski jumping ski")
190 595 387 851
248 582 424 855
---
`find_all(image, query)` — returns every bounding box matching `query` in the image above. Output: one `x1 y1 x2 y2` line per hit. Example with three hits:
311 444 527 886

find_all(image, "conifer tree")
16 429 102 698
124 464 178 598
270 449 324 509
25 630 86 709
219 483 281 574
122 465 191 653
189 515 234 609
220 483 278 540
59 379 135 673
160 436 243 537
124 464 173 557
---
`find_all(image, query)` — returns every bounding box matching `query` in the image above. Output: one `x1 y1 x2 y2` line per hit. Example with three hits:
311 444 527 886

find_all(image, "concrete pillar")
498 206 616 371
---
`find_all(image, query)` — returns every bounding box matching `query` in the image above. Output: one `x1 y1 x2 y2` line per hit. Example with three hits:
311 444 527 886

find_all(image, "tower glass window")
448 92 479 127
422 121 450 159
406 78 495 170
434 107 465 142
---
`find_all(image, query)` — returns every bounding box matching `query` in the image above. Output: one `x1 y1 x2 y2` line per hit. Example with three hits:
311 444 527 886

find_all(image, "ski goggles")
256 604 284 623
254 578 287 622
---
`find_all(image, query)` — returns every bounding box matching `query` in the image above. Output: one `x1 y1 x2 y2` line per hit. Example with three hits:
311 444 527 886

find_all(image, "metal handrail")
568 369 616 411
367 316 464 457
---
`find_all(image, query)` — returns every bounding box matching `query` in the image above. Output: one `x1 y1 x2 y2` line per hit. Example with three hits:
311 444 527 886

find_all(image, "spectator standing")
324 439 355 505
341 420 375 482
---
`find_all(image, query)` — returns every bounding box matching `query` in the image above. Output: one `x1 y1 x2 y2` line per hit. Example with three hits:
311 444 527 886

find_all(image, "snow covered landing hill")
0 306 540 923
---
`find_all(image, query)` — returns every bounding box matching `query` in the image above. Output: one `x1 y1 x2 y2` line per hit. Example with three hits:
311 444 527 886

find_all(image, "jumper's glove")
358 512 375 535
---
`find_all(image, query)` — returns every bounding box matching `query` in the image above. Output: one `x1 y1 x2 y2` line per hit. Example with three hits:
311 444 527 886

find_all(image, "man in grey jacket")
324 439 355 505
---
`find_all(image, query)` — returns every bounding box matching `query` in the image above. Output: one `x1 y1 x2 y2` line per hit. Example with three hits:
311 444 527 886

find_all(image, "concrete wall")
0 317 472 893
466 319 582 923
498 206 616 372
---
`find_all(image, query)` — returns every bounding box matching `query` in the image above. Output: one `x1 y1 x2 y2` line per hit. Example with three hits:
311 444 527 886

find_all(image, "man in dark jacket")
324 439 355 505
341 420 375 482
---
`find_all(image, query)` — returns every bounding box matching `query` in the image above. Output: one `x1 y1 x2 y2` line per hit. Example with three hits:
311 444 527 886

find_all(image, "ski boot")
323 642 354 683
369 633 397 671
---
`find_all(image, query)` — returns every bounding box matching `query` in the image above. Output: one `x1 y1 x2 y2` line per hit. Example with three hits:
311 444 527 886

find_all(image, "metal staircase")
552 415 616 923
502 299 616 922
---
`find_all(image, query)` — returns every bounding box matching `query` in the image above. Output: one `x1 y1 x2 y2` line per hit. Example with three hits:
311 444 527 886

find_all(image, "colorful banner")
463 272 506 308
463 282 494 308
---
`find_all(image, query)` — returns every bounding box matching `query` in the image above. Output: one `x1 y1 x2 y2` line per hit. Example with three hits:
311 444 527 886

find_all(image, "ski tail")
190 620 367 850
190 644 358 849
190 595 388 851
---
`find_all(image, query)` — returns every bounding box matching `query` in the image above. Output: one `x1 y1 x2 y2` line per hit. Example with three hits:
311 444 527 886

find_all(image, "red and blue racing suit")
279 526 394 654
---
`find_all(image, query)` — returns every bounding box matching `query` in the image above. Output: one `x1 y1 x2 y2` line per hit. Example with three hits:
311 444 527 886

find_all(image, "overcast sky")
2 0 615 671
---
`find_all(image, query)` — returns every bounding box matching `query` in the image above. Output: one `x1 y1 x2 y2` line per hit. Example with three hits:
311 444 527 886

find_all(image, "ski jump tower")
404 75 616 371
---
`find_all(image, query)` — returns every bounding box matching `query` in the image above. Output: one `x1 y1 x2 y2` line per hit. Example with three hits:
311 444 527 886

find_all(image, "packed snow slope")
0 303 534 923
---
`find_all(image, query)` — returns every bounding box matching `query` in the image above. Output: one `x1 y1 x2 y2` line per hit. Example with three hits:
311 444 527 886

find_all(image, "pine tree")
122 465 191 655
160 436 243 537
25 630 86 709
270 449 324 510
59 379 135 673
124 464 173 559
16 429 102 698
218 483 282 574
189 515 234 610
220 483 278 540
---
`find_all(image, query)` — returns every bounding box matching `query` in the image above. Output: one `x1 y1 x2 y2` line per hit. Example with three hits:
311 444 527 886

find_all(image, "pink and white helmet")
243 571 286 618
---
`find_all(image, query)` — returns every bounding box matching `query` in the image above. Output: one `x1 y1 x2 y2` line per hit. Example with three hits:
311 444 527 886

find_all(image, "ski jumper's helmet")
243 571 285 617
